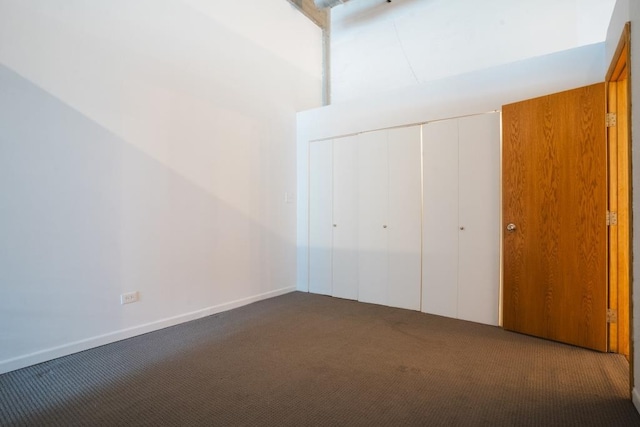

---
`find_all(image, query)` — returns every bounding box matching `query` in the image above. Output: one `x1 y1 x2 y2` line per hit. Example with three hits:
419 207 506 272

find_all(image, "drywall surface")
297 43 605 292
606 0 629 68
629 0 640 414
330 0 615 103
0 0 322 373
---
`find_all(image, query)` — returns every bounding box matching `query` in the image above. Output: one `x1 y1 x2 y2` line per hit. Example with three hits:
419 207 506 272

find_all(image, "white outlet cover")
285 192 296 204
120 291 139 305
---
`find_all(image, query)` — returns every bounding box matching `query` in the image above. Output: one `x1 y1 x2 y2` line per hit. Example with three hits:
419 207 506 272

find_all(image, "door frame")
606 22 633 390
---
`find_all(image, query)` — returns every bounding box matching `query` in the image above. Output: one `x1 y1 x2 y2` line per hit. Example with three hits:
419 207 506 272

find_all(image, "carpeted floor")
1 291 638 426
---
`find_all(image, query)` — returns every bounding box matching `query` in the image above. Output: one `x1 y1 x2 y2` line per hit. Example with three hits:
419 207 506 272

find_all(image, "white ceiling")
330 0 617 103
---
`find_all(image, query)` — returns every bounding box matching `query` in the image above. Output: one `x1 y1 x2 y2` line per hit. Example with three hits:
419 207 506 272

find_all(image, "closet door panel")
332 136 359 300
388 126 422 310
458 113 500 325
422 120 459 318
358 131 389 306
309 140 333 295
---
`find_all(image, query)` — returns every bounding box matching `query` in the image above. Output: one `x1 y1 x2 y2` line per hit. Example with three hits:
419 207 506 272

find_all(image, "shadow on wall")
0 63 296 368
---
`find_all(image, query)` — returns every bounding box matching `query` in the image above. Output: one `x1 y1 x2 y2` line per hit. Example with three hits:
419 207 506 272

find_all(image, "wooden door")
502 83 607 352
606 23 631 360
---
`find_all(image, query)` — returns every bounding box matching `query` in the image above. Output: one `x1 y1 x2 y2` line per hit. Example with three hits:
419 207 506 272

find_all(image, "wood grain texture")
502 83 607 351
616 77 630 359
608 81 619 353
614 76 631 359
606 23 631 360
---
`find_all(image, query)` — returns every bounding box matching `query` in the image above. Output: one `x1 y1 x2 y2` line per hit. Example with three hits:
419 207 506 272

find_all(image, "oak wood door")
606 23 631 359
502 83 607 352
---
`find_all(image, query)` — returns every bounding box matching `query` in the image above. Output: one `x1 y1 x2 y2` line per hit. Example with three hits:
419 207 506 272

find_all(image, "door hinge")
606 211 618 226
606 113 617 127
607 308 618 323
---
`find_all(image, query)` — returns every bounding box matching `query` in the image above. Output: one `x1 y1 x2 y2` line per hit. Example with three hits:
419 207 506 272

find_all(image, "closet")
331 135 359 301
422 113 500 325
308 112 499 325
308 139 333 296
308 127 422 310
358 127 421 310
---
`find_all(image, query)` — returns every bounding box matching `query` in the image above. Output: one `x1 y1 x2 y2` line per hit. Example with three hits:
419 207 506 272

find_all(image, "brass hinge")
607 308 618 323
606 211 618 226
606 113 617 127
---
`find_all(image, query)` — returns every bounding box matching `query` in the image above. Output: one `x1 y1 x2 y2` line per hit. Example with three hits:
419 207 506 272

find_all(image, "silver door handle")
506 223 517 232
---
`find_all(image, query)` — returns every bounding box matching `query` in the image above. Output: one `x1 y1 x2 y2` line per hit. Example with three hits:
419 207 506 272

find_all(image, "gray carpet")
1 291 638 426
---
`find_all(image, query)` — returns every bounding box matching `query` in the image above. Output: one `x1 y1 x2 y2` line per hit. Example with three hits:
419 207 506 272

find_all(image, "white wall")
0 0 322 374
297 43 605 292
606 0 629 67
331 0 615 103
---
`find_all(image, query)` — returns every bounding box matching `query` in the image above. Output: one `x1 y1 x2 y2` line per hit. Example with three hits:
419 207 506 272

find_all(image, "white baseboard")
0 286 296 375
633 387 640 414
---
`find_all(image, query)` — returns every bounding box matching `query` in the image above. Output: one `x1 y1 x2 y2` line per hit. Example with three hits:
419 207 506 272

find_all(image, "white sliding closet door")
422 120 459 318
421 113 500 325
358 127 422 310
388 126 422 310
308 125 425 311
332 136 359 300
357 131 389 306
309 140 333 295
458 114 500 325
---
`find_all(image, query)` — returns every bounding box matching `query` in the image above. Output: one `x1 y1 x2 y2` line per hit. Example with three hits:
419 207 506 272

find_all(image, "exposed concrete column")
286 0 330 105
287 0 327 27
322 17 331 105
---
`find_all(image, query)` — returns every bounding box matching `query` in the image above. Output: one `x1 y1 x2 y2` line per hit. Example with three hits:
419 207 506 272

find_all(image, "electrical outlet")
120 291 139 305
284 192 295 204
